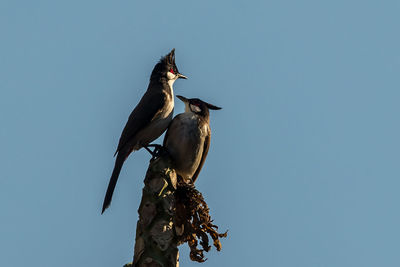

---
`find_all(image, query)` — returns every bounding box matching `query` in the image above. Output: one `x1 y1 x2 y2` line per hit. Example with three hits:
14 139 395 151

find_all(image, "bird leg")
146 144 163 149
144 144 166 159
143 146 155 156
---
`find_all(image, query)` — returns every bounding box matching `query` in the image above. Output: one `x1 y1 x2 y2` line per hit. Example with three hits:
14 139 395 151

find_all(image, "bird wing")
115 90 166 155
191 133 210 183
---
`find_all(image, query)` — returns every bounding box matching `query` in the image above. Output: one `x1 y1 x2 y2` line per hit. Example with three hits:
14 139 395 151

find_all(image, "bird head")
176 95 221 119
151 48 187 82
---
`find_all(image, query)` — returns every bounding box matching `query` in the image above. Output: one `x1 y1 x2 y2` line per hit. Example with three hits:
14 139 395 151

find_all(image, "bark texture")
124 155 226 267
125 156 179 267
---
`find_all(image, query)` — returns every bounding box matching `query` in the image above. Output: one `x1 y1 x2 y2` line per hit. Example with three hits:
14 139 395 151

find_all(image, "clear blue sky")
1 1 399 266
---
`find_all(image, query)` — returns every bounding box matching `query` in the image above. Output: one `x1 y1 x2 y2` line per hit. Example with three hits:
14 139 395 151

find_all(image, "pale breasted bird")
102 49 187 213
163 95 221 183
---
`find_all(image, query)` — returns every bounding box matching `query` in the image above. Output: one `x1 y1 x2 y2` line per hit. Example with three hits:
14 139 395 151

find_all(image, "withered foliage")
174 181 227 262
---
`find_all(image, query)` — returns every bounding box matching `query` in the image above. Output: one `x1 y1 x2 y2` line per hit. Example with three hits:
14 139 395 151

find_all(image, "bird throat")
167 78 176 93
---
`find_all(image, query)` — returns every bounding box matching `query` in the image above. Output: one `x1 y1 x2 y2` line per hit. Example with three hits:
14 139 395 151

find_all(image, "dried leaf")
174 181 227 262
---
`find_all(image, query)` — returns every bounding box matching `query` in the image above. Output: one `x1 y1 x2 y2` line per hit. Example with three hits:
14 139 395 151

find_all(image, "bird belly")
165 115 205 180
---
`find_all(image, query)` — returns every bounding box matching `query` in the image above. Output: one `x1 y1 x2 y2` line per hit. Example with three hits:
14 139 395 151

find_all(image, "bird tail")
101 153 126 214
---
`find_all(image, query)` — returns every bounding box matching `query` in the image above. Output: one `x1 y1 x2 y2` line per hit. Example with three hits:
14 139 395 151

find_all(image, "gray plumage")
163 95 221 183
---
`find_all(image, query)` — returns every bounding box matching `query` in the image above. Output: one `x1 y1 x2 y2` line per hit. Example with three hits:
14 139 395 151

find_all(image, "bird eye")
169 68 174 74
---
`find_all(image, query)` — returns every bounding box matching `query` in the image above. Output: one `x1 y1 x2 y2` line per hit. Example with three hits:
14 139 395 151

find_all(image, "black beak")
177 73 188 79
206 103 222 110
176 95 188 103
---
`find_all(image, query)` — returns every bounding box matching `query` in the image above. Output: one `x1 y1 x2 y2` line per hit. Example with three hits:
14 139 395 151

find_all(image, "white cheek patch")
190 104 202 113
167 71 176 80
167 71 177 90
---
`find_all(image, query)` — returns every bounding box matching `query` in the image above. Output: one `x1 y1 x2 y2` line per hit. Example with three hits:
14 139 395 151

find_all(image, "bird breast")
133 94 174 150
165 113 209 180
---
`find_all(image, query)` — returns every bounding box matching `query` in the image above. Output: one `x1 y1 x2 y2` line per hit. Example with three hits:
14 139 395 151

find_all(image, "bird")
102 49 187 213
163 95 221 183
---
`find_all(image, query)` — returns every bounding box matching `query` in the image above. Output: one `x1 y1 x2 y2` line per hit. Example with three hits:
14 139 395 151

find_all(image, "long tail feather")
102 153 126 214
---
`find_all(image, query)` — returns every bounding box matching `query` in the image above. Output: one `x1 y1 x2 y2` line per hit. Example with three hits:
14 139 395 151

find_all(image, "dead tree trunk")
124 155 226 267
127 156 179 267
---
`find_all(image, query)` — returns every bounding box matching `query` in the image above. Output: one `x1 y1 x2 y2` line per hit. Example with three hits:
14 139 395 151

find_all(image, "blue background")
1 1 399 266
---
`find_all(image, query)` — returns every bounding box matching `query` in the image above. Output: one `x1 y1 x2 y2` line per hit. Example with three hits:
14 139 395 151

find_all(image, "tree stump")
125 155 227 267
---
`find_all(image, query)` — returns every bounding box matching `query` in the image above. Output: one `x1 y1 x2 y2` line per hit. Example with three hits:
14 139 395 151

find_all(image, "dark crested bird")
102 49 187 214
163 95 221 183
